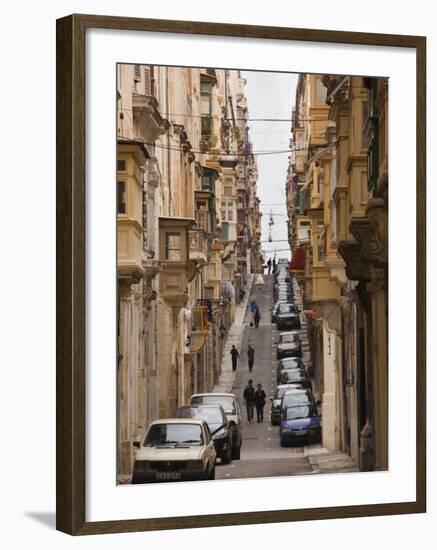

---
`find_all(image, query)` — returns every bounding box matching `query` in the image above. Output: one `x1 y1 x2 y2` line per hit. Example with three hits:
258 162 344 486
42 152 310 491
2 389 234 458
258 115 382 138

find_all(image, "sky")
243 70 298 262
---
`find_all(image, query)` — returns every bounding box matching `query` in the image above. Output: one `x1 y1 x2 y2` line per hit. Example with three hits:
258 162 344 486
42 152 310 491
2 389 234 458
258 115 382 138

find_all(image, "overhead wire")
117 134 346 158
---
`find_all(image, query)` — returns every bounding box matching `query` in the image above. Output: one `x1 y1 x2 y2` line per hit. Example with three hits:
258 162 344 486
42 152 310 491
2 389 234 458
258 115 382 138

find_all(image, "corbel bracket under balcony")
349 198 387 266
338 241 371 283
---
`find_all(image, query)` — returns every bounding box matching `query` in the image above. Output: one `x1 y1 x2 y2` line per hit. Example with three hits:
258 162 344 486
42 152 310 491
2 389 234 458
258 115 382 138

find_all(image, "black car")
274 282 293 292
176 403 233 464
278 370 312 390
277 367 306 385
276 331 302 359
275 274 291 283
271 300 296 322
274 291 294 303
276 303 301 330
276 357 305 378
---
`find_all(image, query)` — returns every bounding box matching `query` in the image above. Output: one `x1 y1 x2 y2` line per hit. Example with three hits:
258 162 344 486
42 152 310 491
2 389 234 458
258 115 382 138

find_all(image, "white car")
131 418 217 483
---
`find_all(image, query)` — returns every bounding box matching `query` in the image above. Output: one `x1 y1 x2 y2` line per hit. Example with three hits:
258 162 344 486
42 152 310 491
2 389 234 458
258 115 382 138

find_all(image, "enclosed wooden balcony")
188 229 208 267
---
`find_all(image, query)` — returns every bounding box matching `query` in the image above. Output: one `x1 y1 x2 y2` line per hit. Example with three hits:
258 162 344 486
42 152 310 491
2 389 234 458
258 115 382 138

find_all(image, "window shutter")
134 64 141 83
144 66 151 95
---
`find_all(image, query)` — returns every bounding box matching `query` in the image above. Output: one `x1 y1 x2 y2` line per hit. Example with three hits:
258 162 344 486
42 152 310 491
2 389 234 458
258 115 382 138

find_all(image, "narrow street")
216 274 323 480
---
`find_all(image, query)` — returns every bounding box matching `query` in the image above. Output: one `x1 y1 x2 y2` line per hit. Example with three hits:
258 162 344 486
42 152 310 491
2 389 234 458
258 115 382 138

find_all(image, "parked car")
274 282 293 292
277 357 305 373
279 403 321 446
280 388 316 412
189 393 242 459
271 300 296 322
274 291 294 304
276 303 301 330
270 383 304 425
176 404 232 464
276 331 302 359
132 418 217 483
276 357 306 380
278 369 312 389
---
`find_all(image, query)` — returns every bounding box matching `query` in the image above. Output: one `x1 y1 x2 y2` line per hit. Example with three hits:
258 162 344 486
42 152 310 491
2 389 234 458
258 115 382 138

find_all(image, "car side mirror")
133 441 141 449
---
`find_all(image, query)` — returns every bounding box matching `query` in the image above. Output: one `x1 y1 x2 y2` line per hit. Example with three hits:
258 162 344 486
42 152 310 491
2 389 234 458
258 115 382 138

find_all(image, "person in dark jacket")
267 258 272 274
230 345 240 371
254 383 267 422
247 344 255 372
254 307 261 328
243 379 255 422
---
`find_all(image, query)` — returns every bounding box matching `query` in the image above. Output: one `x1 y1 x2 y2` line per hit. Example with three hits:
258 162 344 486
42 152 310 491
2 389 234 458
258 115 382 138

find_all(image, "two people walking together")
243 379 267 423
230 343 255 372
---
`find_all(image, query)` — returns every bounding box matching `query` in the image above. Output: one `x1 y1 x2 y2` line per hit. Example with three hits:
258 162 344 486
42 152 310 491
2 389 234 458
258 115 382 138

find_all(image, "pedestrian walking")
254 307 261 328
267 258 272 274
250 300 258 327
230 345 240 371
247 344 255 371
254 383 267 423
243 379 255 422
272 257 277 273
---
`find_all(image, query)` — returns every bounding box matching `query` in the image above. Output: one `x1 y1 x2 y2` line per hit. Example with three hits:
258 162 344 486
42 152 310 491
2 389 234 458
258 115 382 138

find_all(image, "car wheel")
221 439 233 464
233 445 241 460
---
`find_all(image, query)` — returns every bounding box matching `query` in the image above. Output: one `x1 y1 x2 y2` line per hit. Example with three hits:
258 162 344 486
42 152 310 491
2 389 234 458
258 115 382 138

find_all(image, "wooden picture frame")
56 13 426 535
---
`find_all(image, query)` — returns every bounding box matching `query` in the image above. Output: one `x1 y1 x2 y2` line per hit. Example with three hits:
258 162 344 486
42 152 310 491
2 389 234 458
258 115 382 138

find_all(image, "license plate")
293 430 308 436
156 472 181 480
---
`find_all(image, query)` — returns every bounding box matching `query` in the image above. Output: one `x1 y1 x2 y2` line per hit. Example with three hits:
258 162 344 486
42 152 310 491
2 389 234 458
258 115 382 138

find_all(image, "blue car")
279 404 321 446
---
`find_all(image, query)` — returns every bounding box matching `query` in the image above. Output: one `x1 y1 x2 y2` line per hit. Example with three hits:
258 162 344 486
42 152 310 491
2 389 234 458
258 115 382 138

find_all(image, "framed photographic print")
56 13 426 535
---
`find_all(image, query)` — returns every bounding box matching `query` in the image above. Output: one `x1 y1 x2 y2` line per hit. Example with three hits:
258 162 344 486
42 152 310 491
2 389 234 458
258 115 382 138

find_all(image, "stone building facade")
116 65 262 480
287 73 388 471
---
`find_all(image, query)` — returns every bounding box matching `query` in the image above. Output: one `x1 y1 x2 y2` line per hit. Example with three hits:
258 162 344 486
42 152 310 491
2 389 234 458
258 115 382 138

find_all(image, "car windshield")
275 386 301 399
280 358 303 368
191 395 235 414
278 305 296 314
144 423 204 446
281 370 305 380
280 334 299 343
284 405 317 420
177 407 223 425
282 392 311 406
